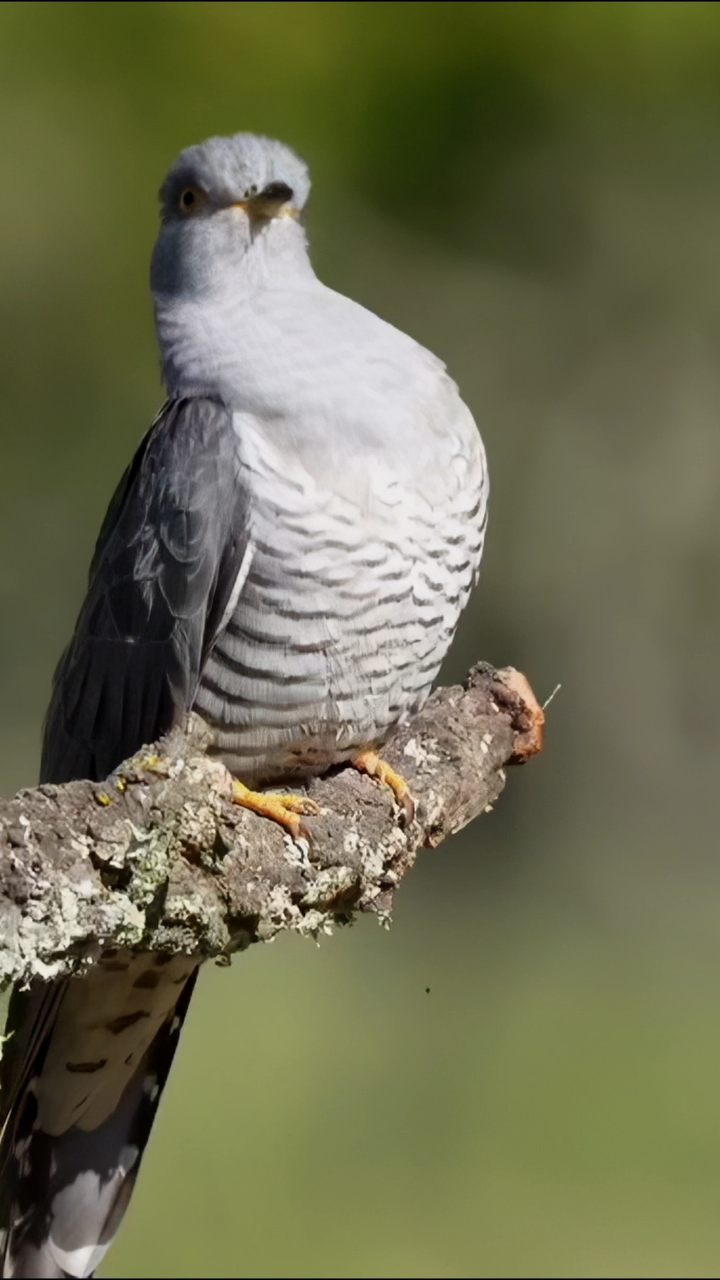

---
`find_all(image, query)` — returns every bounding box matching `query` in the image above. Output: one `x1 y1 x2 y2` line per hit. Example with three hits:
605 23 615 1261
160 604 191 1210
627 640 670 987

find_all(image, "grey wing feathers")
40 397 249 784
0 396 246 1278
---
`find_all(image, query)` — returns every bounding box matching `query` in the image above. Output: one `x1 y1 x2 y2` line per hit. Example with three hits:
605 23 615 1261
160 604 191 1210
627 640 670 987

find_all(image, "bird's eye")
179 186 204 214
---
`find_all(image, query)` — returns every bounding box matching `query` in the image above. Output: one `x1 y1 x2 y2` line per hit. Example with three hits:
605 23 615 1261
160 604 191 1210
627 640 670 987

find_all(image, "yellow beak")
230 193 298 220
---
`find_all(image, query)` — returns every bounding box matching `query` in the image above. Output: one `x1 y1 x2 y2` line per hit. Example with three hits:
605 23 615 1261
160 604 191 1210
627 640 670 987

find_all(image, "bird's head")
151 133 311 300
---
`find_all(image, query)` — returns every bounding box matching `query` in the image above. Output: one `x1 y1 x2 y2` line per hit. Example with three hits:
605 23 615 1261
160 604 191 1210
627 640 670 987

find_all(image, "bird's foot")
352 749 416 828
230 779 319 840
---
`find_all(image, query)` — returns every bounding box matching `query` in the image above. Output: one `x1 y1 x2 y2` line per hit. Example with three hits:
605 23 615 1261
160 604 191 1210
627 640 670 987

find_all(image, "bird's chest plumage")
194 412 487 785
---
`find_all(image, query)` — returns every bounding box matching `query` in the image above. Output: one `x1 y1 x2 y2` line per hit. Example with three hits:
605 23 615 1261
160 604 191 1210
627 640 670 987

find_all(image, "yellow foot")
231 779 319 840
352 749 416 828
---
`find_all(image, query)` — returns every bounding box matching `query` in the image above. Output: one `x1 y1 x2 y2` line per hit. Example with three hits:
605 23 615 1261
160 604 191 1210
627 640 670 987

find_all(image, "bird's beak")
231 182 298 220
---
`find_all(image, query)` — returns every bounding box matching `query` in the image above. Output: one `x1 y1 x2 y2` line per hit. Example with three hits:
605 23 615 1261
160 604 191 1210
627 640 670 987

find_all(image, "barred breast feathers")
187 277 488 783
193 384 487 784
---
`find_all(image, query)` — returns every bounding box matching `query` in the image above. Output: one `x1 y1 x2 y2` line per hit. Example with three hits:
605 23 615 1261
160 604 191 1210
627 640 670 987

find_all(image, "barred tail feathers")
0 956 198 1278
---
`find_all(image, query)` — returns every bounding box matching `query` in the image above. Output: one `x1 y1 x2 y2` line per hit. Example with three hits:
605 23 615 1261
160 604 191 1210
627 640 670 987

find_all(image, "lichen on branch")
0 665 544 990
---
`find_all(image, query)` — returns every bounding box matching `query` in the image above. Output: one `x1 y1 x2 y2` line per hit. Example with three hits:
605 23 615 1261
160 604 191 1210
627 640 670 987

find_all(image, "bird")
0 132 488 1278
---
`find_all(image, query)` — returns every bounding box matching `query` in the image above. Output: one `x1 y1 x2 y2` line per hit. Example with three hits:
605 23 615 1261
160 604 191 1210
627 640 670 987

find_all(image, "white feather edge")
215 538 255 637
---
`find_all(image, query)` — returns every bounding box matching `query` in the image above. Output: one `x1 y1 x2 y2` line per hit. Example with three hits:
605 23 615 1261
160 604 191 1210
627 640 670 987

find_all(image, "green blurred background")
1 1 719 1275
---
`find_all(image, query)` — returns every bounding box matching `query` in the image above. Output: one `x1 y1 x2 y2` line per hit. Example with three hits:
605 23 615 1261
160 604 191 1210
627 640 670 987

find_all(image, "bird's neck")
153 217 316 399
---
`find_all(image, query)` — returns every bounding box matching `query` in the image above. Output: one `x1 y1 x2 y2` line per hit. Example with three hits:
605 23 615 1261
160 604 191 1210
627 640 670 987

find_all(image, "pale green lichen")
301 865 357 907
296 908 337 939
123 823 174 908
402 735 441 768
360 827 404 882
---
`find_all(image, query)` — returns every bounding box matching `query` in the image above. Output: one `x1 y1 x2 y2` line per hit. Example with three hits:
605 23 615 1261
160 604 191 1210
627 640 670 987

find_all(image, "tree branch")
0 666 545 989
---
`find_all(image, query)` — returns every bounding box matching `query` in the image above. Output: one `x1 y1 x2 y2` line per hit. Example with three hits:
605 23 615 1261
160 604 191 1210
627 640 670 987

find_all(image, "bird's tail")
0 953 198 1278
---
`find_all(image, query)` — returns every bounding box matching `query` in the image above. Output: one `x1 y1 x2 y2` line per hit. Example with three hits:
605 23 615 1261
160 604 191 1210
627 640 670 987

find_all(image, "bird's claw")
230 780 319 840
352 749 416 828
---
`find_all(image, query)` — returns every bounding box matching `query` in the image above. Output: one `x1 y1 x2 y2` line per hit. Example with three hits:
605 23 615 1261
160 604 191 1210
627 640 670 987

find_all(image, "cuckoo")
0 133 488 1277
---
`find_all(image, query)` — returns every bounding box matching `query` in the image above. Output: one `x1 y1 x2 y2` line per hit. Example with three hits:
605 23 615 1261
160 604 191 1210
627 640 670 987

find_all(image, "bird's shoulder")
88 397 241 565
305 280 448 373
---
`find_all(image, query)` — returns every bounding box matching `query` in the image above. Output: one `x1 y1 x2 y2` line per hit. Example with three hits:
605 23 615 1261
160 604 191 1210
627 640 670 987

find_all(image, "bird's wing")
0 397 249 1279
41 395 250 785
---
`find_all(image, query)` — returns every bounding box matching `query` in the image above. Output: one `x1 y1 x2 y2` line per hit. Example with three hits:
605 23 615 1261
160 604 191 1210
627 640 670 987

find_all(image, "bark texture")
0 665 545 989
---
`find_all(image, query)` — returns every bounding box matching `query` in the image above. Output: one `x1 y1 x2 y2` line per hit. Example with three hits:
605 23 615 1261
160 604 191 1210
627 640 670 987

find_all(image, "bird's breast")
193 412 487 785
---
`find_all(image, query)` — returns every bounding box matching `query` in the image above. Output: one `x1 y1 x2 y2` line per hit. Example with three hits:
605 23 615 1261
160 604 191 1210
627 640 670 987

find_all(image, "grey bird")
0 132 488 1277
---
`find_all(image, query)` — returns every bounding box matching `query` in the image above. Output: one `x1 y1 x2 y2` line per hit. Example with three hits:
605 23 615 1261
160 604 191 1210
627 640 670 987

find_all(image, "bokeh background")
1 2 719 1275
